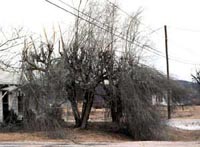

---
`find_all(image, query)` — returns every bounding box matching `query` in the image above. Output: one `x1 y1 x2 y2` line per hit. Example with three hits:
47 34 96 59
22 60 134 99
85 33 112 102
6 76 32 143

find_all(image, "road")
0 141 199 147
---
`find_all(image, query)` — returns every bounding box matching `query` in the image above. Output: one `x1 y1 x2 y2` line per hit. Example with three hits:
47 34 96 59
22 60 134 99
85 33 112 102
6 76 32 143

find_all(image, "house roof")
1 86 18 92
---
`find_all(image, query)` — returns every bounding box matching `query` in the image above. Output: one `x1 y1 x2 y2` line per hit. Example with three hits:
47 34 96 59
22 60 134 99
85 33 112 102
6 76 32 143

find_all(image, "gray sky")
0 0 200 81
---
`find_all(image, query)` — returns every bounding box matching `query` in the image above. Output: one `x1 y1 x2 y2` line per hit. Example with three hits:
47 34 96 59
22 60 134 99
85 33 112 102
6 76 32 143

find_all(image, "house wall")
0 91 18 123
9 91 18 115
152 94 167 106
0 92 3 122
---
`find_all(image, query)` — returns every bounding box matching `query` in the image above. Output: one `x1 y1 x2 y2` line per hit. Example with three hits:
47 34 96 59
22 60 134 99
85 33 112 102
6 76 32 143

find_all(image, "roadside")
0 105 199 143
0 122 199 142
0 122 131 143
0 141 199 147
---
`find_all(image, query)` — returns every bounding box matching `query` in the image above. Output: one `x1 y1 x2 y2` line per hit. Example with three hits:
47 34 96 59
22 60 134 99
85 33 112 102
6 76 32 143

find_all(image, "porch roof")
1 86 18 92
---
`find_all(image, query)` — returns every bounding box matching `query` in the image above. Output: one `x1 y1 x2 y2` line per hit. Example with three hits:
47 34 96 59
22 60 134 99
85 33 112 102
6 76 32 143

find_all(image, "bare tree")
192 70 200 86
0 27 24 71
20 31 68 138
19 0 186 140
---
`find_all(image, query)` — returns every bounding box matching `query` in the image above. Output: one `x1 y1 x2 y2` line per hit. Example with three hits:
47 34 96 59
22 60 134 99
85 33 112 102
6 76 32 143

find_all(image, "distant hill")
177 80 198 89
176 80 200 105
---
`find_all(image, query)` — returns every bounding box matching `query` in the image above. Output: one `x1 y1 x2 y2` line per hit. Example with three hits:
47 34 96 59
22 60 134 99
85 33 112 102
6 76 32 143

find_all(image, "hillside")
176 80 200 105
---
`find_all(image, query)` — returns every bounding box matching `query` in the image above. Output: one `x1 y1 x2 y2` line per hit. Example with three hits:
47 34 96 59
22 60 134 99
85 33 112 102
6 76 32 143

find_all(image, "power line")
114 47 199 66
45 0 199 66
143 25 200 63
168 26 200 33
168 57 199 65
150 27 200 64
105 0 200 65
45 0 162 54
58 0 113 30
57 0 163 54
105 0 157 33
148 27 162 35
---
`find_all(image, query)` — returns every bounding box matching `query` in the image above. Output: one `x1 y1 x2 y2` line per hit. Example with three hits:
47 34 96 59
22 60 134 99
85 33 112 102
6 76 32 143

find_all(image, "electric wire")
45 0 199 66
46 0 163 53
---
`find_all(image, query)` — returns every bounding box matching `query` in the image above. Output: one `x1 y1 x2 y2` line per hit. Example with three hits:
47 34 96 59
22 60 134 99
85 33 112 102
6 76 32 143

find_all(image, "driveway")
0 141 199 147
165 119 200 130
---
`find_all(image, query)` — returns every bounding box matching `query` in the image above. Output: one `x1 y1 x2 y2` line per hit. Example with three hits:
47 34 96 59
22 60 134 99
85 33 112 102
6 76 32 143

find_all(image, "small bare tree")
192 70 200 86
0 27 24 71
20 32 68 138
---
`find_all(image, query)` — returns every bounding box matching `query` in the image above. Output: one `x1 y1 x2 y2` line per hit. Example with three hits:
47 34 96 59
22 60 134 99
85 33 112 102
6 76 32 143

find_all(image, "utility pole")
110 4 115 52
164 25 171 119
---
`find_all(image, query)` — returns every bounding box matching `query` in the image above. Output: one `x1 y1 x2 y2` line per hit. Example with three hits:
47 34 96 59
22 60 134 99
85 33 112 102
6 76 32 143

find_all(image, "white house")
0 85 24 122
0 71 22 123
152 94 167 106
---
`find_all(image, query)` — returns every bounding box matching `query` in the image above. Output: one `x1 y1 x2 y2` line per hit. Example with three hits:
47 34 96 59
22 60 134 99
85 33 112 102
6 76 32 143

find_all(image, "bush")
118 71 163 140
4 109 18 124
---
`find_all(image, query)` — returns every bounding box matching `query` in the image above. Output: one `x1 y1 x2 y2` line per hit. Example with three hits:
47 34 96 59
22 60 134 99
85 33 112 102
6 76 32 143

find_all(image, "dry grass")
0 122 199 142
62 107 111 122
0 132 49 142
69 123 131 143
0 105 199 142
161 105 200 141
166 127 200 141
0 122 131 142
172 105 200 119
160 105 200 119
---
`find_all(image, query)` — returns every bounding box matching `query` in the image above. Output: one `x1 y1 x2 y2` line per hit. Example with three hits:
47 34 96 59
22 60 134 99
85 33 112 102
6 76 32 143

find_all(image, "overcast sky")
0 0 200 81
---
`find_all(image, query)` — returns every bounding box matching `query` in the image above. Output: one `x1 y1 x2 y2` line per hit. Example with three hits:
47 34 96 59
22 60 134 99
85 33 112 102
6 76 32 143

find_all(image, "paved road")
0 141 199 147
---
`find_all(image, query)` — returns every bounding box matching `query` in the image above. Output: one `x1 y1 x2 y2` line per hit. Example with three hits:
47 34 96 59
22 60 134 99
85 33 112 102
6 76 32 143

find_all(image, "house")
0 71 22 123
152 94 167 106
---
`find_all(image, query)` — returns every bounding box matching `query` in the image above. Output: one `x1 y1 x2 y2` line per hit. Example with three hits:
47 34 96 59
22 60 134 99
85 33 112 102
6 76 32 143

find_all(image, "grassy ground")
166 126 200 141
161 105 200 141
160 105 200 119
171 105 200 119
0 122 130 142
0 105 199 142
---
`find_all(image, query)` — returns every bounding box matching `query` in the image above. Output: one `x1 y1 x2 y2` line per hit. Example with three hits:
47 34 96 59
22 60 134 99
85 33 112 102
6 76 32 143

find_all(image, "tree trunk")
111 101 117 122
80 91 94 129
81 91 89 121
69 98 81 127
111 96 122 123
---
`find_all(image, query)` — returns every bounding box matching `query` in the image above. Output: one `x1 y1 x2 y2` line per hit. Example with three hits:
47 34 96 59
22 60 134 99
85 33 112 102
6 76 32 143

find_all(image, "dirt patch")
166 126 200 141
